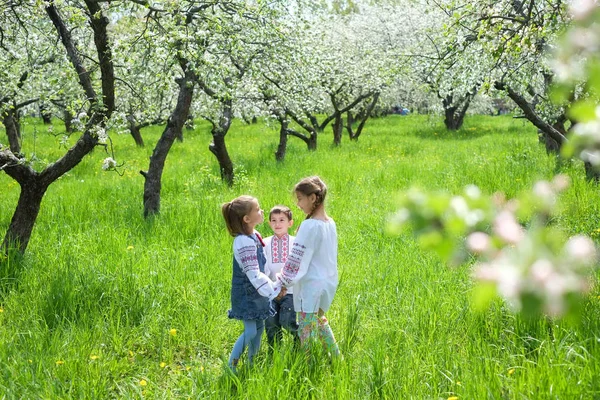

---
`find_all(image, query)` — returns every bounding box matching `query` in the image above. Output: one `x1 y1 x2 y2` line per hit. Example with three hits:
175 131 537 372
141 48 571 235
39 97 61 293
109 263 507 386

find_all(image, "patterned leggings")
297 311 340 357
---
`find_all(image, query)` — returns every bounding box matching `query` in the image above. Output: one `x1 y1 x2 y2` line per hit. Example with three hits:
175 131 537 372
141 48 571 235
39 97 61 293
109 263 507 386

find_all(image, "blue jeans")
228 319 265 369
265 294 299 347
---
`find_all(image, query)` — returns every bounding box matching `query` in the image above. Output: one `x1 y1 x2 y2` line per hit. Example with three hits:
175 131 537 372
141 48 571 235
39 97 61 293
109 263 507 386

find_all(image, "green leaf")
568 100 597 122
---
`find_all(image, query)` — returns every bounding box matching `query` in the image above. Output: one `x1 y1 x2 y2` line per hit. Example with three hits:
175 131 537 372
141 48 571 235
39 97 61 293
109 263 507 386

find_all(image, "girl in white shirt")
276 176 340 357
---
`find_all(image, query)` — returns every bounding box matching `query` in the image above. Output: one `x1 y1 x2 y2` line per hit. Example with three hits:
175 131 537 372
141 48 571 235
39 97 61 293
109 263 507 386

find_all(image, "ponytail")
222 195 256 236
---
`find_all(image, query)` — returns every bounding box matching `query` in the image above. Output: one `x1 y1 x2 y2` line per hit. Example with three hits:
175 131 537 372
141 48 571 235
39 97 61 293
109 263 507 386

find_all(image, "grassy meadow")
1 114 600 398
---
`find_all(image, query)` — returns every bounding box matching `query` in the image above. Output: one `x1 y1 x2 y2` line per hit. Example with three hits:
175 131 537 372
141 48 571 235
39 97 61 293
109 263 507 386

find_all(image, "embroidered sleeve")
277 223 317 287
234 236 280 300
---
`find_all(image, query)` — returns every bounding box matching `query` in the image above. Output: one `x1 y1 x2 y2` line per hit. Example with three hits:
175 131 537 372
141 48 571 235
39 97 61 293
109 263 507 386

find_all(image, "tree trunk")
538 129 560 154
275 116 288 162
348 92 380 141
40 104 52 124
1 179 48 253
444 106 464 130
332 113 343 146
3 110 22 154
209 132 234 185
141 70 195 217
307 133 317 150
63 109 73 133
440 89 475 131
127 114 145 147
346 111 355 139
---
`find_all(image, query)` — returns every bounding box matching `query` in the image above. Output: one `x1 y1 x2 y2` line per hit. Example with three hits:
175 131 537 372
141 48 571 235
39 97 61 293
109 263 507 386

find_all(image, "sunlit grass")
1 114 599 398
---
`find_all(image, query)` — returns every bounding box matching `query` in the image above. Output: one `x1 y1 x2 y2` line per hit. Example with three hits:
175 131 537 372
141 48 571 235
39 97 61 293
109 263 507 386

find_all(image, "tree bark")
332 113 343 146
285 109 318 150
494 81 567 146
208 100 234 185
1 178 48 253
348 92 380 141
141 69 195 217
275 115 288 162
3 109 22 154
40 104 52 124
442 93 472 131
127 114 145 147
63 109 73 133
209 133 234 185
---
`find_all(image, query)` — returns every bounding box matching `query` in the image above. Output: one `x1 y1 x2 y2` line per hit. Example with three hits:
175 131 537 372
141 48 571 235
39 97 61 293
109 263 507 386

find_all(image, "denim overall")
228 233 273 320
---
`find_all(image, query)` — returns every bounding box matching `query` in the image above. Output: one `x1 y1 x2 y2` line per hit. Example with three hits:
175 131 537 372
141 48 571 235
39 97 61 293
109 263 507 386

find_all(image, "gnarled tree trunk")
348 92 380 141
275 114 288 162
2 177 48 252
332 113 343 146
141 67 195 217
442 93 473 131
127 114 145 147
3 109 21 154
208 100 234 185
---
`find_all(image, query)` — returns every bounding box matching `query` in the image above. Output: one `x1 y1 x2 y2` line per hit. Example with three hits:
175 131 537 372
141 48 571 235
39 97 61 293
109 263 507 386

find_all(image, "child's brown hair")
269 205 293 221
295 176 327 219
222 195 256 236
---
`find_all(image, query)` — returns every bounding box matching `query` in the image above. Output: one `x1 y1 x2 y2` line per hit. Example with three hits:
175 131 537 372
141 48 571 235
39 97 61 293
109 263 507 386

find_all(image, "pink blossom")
493 211 524 244
570 0 598 20
533 181 555 203
466 232 491 254
530 259 554 284
564 235 597 265
551 174 570 192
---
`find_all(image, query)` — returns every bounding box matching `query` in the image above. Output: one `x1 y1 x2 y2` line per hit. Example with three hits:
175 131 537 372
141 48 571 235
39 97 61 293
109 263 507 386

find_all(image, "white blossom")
101 157 117 171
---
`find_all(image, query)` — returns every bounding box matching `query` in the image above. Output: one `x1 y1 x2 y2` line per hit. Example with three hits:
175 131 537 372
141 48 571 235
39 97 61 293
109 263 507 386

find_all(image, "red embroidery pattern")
271 235 289 264
238 244 259 274
279 242 306 286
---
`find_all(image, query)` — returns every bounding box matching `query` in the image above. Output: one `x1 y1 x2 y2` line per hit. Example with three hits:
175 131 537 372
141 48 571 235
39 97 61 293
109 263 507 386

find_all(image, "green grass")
1 114 599 398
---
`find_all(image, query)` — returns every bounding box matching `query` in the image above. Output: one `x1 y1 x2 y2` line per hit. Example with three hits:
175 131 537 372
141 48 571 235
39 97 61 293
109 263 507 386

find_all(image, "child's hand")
274 286 287 301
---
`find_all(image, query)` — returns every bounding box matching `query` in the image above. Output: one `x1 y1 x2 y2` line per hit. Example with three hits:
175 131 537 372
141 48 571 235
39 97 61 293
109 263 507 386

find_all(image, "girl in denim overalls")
222 195 285 371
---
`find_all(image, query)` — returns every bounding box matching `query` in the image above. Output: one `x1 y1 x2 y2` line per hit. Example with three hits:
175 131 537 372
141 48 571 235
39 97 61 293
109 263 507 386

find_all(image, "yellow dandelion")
448 397 459 400
129 351 134 357
0 308 3 313
139 379 147 386
56 360 64 366
90 355 99 360
160 362 166 368
169 328 177 336
508 368 515 375
127 245 134 250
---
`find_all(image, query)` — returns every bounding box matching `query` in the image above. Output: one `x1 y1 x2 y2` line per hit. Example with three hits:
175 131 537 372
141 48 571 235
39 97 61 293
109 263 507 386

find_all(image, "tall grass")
1 114 599 398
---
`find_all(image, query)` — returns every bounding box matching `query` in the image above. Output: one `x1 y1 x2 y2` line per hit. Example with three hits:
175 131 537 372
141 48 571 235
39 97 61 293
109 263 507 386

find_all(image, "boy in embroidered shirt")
263 205 299 348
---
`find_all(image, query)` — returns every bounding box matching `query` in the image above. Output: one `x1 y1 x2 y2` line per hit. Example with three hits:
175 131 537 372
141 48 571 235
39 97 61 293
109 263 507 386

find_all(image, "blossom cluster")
389 175 598 318
555 1 600 167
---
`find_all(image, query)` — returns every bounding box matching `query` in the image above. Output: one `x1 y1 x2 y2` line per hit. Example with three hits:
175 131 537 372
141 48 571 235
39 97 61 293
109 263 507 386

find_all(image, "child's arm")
276 224 316 288
234 236 281 300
